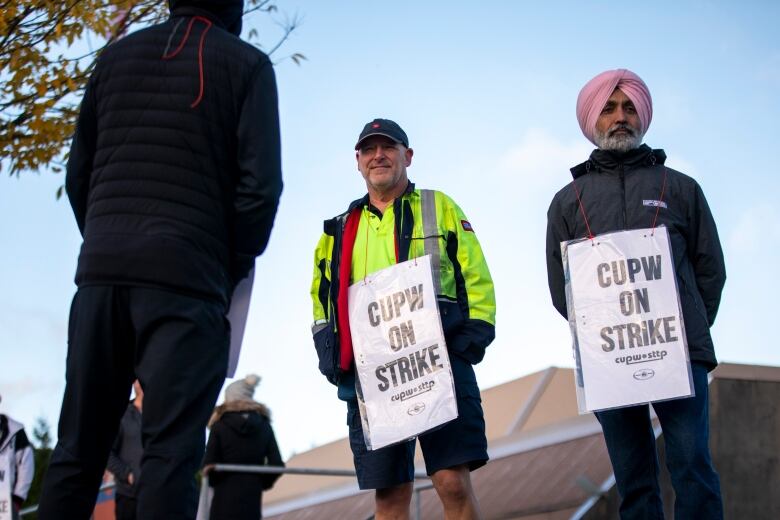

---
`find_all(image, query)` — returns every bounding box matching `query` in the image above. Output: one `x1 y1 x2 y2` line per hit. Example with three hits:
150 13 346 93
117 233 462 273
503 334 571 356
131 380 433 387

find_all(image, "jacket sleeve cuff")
448 319 495 364
231 252 256 286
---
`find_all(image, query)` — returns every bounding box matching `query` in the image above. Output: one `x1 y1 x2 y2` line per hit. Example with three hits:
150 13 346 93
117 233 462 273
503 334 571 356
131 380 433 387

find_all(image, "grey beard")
594 124 643 153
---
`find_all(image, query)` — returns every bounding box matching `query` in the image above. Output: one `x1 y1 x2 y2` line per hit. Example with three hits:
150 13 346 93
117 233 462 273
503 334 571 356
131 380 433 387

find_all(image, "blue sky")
1 1 778 458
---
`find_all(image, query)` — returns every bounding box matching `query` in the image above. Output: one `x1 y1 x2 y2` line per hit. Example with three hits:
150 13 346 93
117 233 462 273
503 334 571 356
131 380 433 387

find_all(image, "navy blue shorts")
345 355 488 490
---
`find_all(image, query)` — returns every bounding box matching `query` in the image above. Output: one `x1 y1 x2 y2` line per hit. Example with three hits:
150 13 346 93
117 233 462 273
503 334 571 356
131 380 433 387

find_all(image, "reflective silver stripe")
420 189 442 295
311 320 328 334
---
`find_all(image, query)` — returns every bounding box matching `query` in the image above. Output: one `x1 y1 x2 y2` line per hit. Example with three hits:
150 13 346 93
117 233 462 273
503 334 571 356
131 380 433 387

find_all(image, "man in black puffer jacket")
547 69 725 519
39 1 282 518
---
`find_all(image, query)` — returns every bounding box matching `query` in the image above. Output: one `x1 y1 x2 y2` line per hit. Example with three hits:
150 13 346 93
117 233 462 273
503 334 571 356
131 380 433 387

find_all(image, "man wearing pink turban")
546 69 725 519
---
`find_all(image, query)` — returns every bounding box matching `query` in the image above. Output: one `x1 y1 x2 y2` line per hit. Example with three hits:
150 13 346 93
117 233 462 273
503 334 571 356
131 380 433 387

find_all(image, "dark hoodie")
203 400 284 519
67 0 282 306
169 0 244 35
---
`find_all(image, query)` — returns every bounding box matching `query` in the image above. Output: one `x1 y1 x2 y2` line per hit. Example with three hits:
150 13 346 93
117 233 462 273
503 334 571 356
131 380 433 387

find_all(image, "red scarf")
336 208 362 371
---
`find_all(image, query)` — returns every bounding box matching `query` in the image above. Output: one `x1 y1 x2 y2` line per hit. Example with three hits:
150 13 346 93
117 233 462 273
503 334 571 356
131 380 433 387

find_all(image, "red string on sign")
573 163 668 240
650 167 668 236
363 207 369 283
572 179 595 241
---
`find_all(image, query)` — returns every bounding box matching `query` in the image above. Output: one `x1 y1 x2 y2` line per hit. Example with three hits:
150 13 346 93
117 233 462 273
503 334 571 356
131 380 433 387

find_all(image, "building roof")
264 366 605 518
263 363 779 519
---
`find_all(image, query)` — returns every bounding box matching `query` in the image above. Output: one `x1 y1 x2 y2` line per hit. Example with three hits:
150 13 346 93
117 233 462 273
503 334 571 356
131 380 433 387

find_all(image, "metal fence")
202 464 433 520
20 464 433 519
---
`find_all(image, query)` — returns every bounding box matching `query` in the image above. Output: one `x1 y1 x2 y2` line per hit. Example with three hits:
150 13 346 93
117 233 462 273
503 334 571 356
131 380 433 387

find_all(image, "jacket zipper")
619 163 627 228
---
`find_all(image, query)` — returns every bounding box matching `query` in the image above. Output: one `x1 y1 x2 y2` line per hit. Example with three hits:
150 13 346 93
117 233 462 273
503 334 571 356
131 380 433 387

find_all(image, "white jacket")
0 415 34 502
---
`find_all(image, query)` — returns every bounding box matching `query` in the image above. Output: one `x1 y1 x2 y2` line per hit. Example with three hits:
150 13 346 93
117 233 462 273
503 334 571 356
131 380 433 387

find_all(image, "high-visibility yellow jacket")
310 183 496 384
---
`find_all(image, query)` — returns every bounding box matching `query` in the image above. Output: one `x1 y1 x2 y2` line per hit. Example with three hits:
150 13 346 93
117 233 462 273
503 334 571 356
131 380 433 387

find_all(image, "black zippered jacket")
66 0 282 305
546 145 726 369
106 403 142 498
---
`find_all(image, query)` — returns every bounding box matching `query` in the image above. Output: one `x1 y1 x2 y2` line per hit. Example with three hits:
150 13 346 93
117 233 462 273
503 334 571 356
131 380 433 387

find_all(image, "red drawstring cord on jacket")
573 165 669 241
162 16 212 108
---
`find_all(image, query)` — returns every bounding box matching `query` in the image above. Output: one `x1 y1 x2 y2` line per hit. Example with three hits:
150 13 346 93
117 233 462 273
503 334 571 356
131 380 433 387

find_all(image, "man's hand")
127 472 134 485
202 464 215 476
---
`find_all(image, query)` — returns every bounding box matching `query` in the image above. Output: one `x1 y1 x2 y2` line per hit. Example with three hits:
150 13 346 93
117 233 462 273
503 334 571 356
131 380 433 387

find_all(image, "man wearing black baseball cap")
311 118 497 519
354 118 409 149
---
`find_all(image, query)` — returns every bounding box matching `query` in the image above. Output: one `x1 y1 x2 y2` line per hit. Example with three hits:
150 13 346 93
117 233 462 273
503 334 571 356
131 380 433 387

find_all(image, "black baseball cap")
355 118 409 150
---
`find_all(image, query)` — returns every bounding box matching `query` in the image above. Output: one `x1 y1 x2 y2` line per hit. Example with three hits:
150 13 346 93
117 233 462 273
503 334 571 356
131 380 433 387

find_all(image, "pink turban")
576 69 653 146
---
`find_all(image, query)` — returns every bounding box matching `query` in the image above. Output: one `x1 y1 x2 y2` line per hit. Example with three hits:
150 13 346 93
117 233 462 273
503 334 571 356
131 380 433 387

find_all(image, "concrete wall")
710 377 780 519
584 373 780 519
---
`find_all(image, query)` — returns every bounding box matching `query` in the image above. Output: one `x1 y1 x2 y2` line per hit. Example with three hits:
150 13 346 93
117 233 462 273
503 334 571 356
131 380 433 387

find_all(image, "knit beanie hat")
224 374 261 403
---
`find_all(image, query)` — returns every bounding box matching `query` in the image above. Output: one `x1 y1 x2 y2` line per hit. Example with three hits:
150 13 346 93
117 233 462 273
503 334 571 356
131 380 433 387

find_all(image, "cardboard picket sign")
562 225 694 412
225 266 255 378
348 255 458 450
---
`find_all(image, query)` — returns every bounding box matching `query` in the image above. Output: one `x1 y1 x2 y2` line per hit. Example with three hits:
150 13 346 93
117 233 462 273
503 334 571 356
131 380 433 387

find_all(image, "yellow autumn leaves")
1 0 300 182
1 1 168 178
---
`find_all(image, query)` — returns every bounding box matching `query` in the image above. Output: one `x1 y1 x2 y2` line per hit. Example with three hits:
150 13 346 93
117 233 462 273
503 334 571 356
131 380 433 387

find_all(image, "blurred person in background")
202 374 284 520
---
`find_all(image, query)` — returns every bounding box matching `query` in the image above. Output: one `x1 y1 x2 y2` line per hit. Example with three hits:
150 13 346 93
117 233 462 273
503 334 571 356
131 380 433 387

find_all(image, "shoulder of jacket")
322 217 338 237
570 159 591 179
417 189 457 209
323 196 364 233
5 417 23 436
238 43 273 71
13 429 30 451
661 165 697 186
209 400 271 428
0 417 23 452
418 188 445 197
550 180 577 208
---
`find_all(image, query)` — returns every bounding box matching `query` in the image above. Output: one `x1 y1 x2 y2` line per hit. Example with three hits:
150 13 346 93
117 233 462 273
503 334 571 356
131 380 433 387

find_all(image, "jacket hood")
221 409 267 436
0 415 23 452
208 399 270 429
570 144 667 179
168 0 244 36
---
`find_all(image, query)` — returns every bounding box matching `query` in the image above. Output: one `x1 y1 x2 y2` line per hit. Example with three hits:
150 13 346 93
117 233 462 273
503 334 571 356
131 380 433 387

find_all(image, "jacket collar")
570 144 666 179
0 415 23 452
168 0 244 35
324 181 417 236
208 400 270 428
346 180 416 214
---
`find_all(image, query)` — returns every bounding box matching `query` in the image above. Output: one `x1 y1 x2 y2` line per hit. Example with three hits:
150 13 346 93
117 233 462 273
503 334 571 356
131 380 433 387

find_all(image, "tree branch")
0 4 37 51
264 12 302 57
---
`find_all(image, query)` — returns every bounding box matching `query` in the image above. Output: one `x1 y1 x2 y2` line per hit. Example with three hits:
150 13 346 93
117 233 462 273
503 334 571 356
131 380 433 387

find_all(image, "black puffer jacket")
66 0 282 305
546 145 726 369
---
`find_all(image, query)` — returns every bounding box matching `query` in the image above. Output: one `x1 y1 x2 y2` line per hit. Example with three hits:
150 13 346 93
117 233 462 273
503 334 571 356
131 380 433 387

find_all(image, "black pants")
38 286 229 520
115 493 137 520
